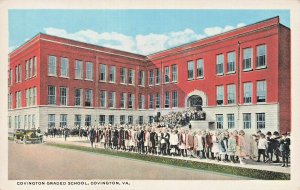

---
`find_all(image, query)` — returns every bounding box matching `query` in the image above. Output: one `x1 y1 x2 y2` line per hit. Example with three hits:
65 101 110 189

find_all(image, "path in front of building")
8 141 250 180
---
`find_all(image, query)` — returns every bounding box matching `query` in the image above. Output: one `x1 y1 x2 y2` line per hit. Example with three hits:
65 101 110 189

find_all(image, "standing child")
169 130 179 156
227 131 237 163
211 131 220 161
237 130 247 164
257 133 268 162
195 131 204 158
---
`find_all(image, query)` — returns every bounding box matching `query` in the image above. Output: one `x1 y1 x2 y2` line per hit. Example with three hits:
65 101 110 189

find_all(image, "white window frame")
227 84 236 104
164 66 170 83
109 66 116 83
197 59 204 78
227 114 235 129
85 62 93 80
60 57 69 77
100 90 107 108
48 86 56 105
257 80 266 103
187 61 194 80
243 48 253 71
216 85 224 105
85 89 93 107
227 52 236 73
75 60 83 79
75 88 82 106
216 114 224 129
256 113 266 129
244 82 253 104
48 55 57 76
100 64 107 82
172 64 178 82
243 113 251 129
60 87 68 106
256 45 267 68
216 54 224 75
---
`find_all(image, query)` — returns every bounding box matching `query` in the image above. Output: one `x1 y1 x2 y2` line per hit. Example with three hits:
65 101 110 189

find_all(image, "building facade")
8 16 291 134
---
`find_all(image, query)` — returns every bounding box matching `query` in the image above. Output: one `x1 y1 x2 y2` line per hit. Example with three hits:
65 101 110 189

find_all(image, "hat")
266 131 272 136
273 131 279 136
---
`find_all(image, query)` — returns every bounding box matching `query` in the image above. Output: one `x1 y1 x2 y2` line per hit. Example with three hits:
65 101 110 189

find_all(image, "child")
169 130 179 156
257 133 268 162
237 130 246 165
195 131 204 158
179 129 187 157
211 131 220 161
219 132 228 162
227 131 237 163
279 132 290 167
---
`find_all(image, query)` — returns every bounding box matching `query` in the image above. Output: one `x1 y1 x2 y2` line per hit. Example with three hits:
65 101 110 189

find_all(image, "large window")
109 115 114 125
128 116 133 124
15 91 22 108
165 91 170 108
8 94 12 109
109 66 116 83
48 86 56 105
60 87 68 106
197 59 204 78
29 58 33 78
187 61 194 80
172 64 178 82
138 116 144 125
216 85 224 105
243 48 253 70
227 84 236 104
48 114 55 128
256 113 265 129
257 45 266 68
74 115 81 127
120 92 126 108
128 69 135 85
75 89 82 106
109 92 115 108
138 94 145 109
156 93 160 108
128 93 134 109
120 68 127 84
100 90 107 108
85 89 93 107
9 69 12 85
86 62 93 80
75 60 83 79
164 66 170 83
15 65 22 83
85 115 91 126
48 55 57 76
149 70 154 86
216 114 223 129
243 113 251 129
227 52 236 73
33 56 37 77
100 64 107 81
25 60 29 79
120 115 125 125
60 114 67 127
172 91 178 107
60 57 69 77
227 114 235 129
138 70 145 86
216 54 224 75
244 82 252 104
257 80 266 103
155 68 160 84
149 94 154 109
99 115 105 125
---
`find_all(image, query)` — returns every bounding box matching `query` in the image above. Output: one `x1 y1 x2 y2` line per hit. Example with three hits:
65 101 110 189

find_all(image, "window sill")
256 102 267 105
60 76 70 79
120 83 127 85
99 80 107 83
85 79 93 81
172 81 178 83
256 66 267 70
128 83 135 86
187 78 194 81
109 81 116 84
155 83 160 85
243 68 253 72
216 73 224 76
74 78 83 80
226 71 236 75
48 75 57 77
197 76 204 79
243 103 253 105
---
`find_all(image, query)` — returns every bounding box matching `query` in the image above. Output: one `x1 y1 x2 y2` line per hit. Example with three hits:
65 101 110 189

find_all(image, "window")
15 116 17 129
18 65 22 82
155 68 160 84
74 115 81 127
172 91 178 107
15 66 18 83
8 94 12 109
109 115 114 125
33 56 37 77
32 114 36 128
244 82 252 104
197 59 204 78
75 60 83 79
86 62 93 80
85 89 93 107
257 45 266 68
243 48 253 70
227 114 235 129
25 60 29 79
24 115 27 129
243 113 251 129
120 68 127 84
227 84 236 104
172 64 178 82
216 114 223 129
139 116 144 125
138 70 145 86
28 115 31 129
48 86 56 105
257 81 266 103
48 114 55 128
138 94 145 109
16 91 22 108
109 92 115 108
149 116 154 124
128 116 133 124
18 115 21 129
128 69 135 85
85 115 91 126
48 56 57 76
29 58 33 78
149 94 154 109
75 89 82 106
60 114 67 127
60 87 68 106
156 93 160 108
165 91 170 108
216 85 224 105
100 64 107 81
256 113 265 129
99 115 105 125
109 66 116 83
100 90 107 108
164 66 170 83
120 92 126 108
120 115 125 125
8 116 12 128
26 89 29 106
9 69 12 85
60 57 69 77
149 70 154 85
216 54 224 75
28 89 32 106
187 61 194 80
33 87 37 105
128 93 134 108
227 52 236 73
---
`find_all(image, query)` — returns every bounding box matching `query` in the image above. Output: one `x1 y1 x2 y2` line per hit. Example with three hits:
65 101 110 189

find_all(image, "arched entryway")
187 95 203 107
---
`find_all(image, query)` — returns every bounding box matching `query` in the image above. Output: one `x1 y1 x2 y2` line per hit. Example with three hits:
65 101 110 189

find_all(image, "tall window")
197 59 204 78
227 52 236 73
48 114 55 128
48 55 57 76
120 68 127 84
85 62 93 80
75 60 83 79
128 116 133 124
138 70 145 86
60 57 69 77
8 94 12 109
155 68 160 84
60 87 68 106
257 80 266 103
25 60 29 79
149 70 154 85
33 56 37 77
9 69 12 85
149 94 154 109
109 115 114 125
33 87 37 105
100 90 107 108
85 115 91 126
28 89 32 106
109 92 115 108
15 66 18 83
216 85 224 105
227 84 236 104
257 45 266 68
48 86 56 105
243 48 253 70
156 93 160 108
75 89 82 106
8 116 12 128
244 82 252 104
216 54 224 75
227 114 235 129
172 91 178 107
164 66 170 83
120 92 126 108
109 66 116 83
165 91 170 108
256 113 265 129
128 93 134 108
100 64 107 81
18 65 21 82
60 114 67 127
172 64 178 82
128 69 135 85
74 115 81 127
187 61 194 80
99 115 105 125
216 114 223 129
32 114 36 128
138 116 144 125
120 115 125 125
138 94 145 109
26 89 29 107
17 91 22 108
85 89 93 107
243 113 251 129
29 58 33 78
28 115 31 129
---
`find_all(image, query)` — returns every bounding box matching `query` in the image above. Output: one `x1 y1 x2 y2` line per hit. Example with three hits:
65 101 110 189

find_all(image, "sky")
9 10 290 55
